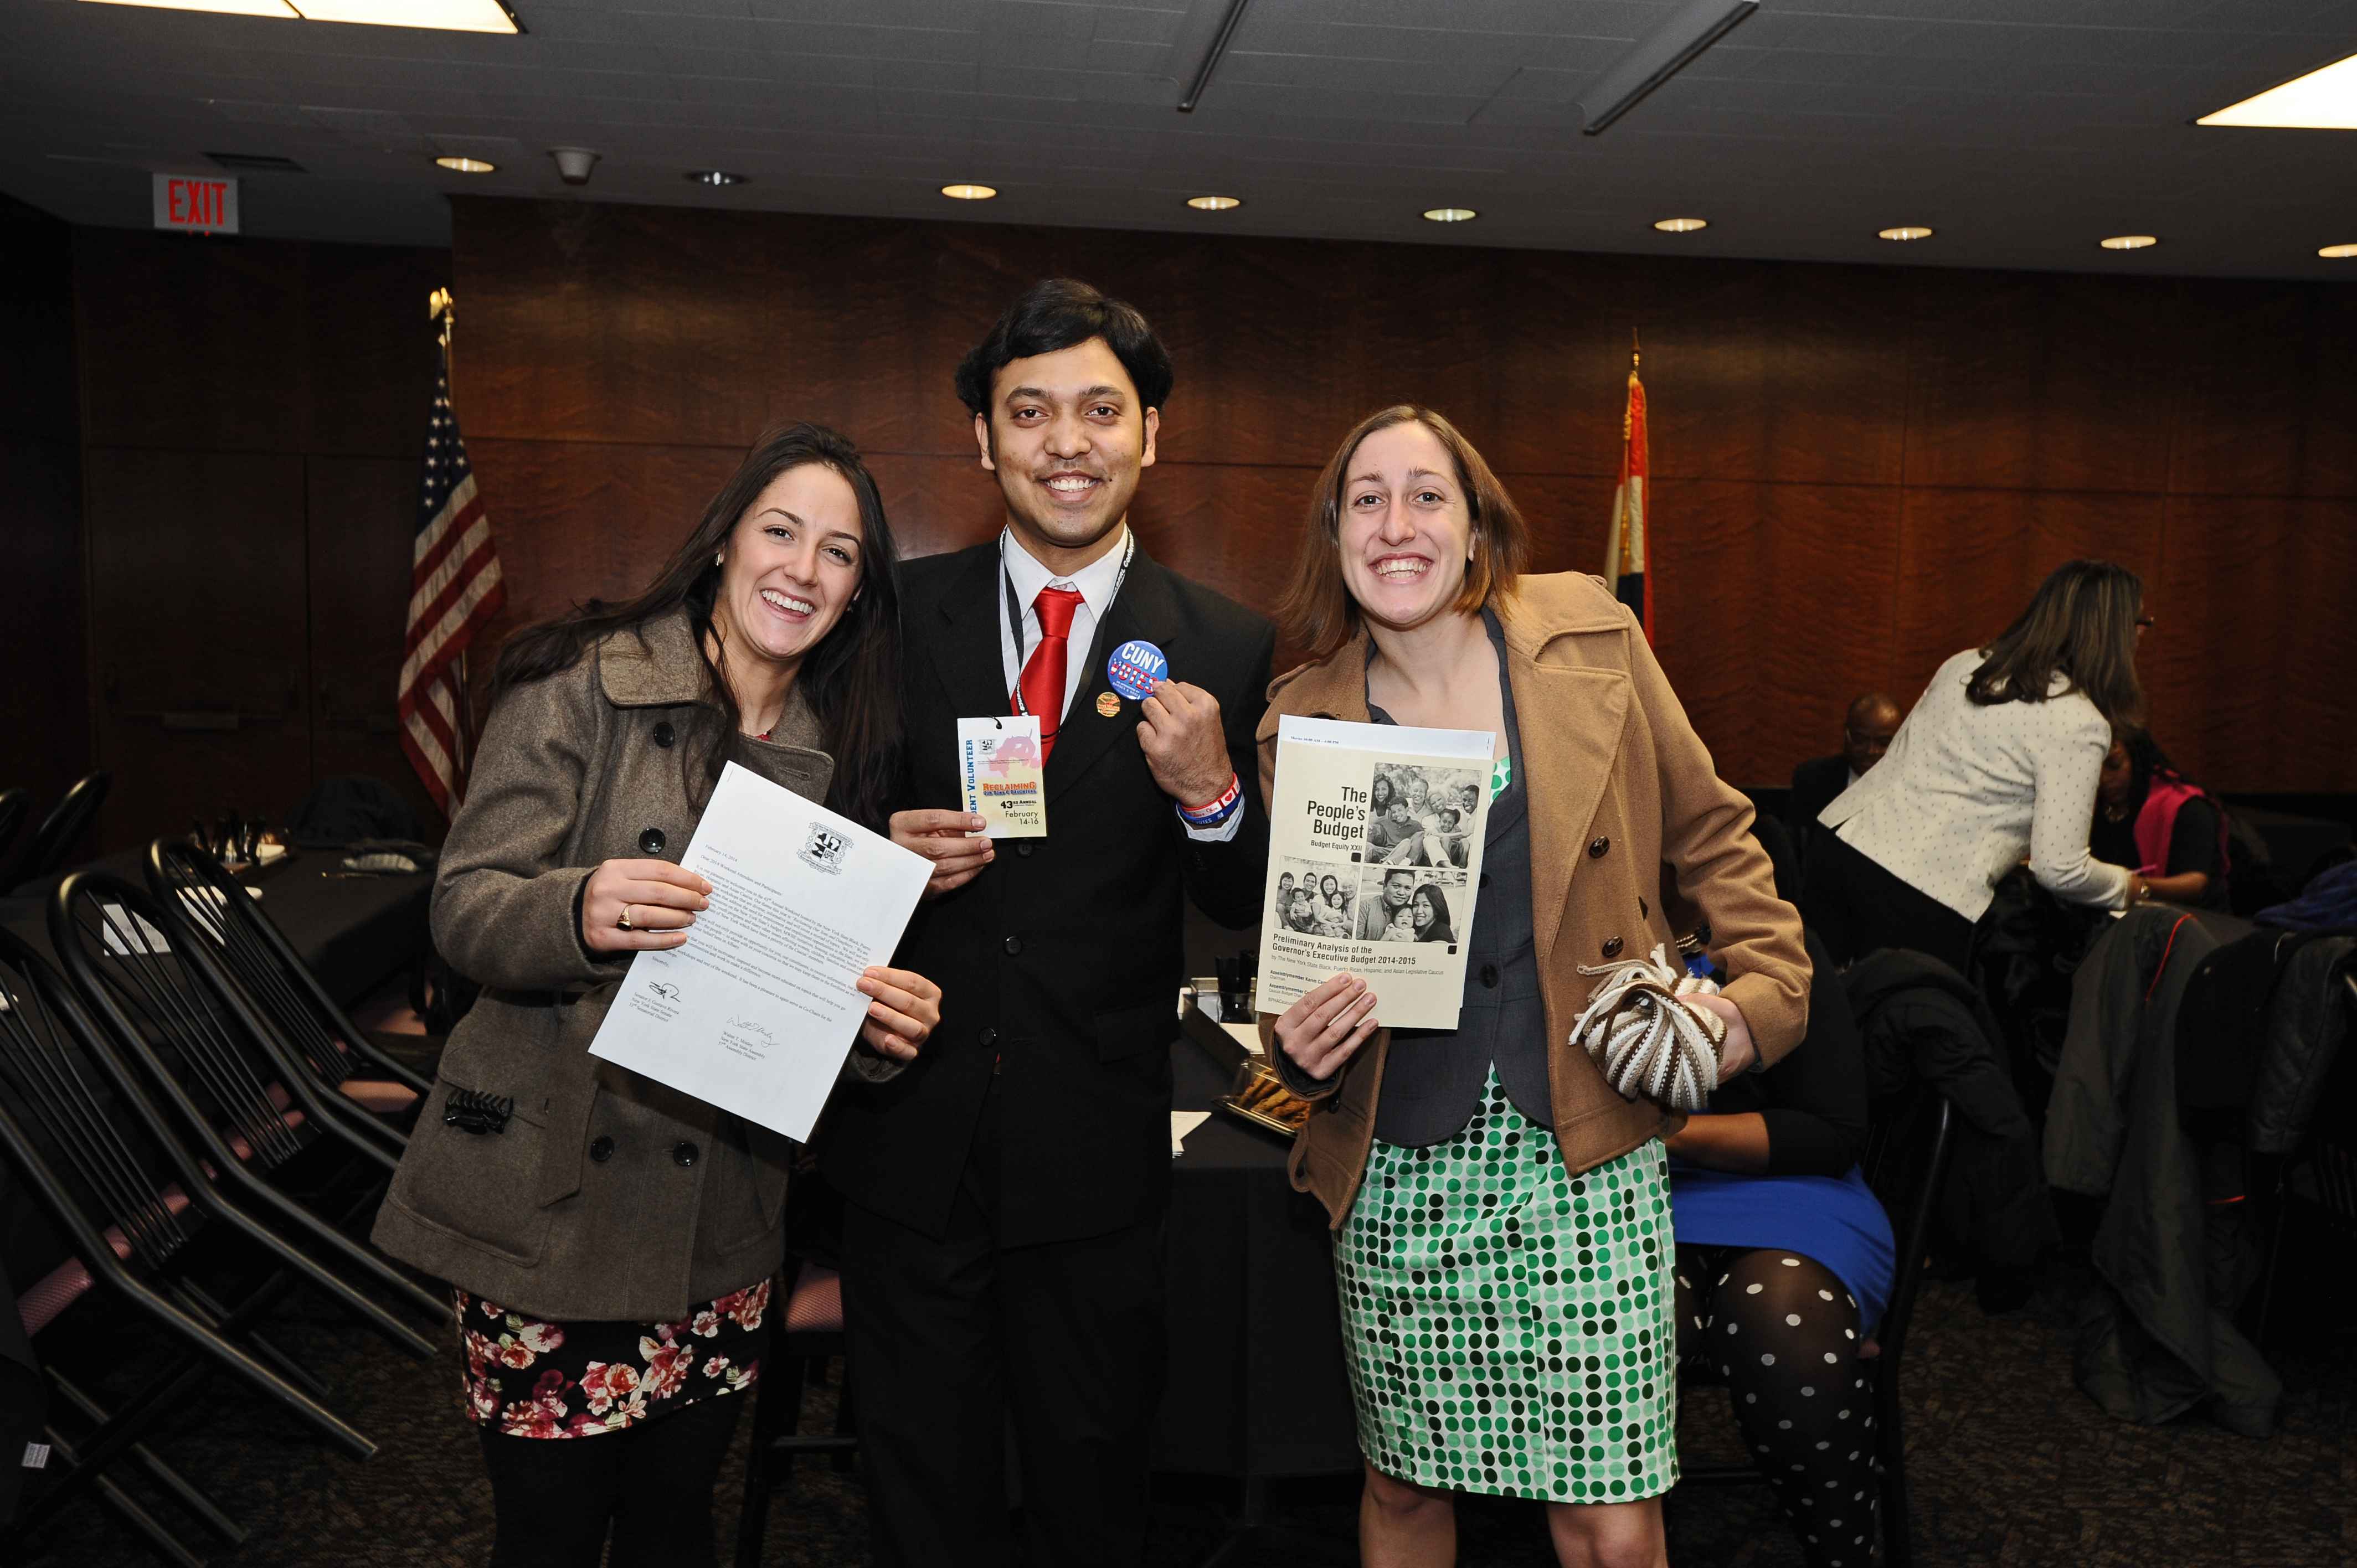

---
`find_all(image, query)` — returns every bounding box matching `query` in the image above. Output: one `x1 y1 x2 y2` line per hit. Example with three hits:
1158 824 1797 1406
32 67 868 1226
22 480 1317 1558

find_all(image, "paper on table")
1254 714 1497 1030
587 762 932 1142
1170 1109 1211 1155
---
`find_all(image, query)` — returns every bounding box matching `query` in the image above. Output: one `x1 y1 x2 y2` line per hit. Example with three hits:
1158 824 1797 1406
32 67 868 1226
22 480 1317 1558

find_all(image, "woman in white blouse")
1809 559 2152 972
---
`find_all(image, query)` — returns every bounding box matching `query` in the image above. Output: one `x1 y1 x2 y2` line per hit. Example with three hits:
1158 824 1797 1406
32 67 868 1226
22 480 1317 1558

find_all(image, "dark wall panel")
70 230 447 854
0 194 91 864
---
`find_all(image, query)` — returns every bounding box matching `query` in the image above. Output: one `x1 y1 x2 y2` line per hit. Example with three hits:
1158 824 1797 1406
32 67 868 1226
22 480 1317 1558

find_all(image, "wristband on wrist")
1177 773 1243 828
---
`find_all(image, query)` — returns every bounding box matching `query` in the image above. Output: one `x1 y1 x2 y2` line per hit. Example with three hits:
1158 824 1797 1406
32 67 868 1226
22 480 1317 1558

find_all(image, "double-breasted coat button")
639 827 667 855
1479 872 1491 889
652 721 675 749
1588 837 1610 859
979 1027 999 1048
1479 963 1500 988
1601 936 1624 958
1003 935 1022 956
589 1135 615 1163
1016 842 1036 857
672 1141 699 1168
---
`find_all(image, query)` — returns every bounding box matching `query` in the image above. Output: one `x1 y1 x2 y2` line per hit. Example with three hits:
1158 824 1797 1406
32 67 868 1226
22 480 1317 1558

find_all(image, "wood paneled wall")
453 197 2356 792
69 229 449 853
0 195 91 860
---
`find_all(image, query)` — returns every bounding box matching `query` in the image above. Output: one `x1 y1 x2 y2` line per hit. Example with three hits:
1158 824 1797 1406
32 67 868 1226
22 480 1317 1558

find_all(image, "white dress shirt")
995 527 1242 842
1820 647 2133 922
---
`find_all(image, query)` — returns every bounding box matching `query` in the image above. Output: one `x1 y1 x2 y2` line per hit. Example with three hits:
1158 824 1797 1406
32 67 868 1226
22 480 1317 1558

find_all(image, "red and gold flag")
1603 349 1651 641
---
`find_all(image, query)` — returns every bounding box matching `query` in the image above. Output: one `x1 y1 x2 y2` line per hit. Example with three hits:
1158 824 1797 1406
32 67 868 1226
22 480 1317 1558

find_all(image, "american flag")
399 336 505 815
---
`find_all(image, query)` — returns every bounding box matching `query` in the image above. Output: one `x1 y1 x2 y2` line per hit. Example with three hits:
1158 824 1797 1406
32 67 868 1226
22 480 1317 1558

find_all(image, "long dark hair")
493 422 904 828
1412 883 1455 943
1967 559 2143 728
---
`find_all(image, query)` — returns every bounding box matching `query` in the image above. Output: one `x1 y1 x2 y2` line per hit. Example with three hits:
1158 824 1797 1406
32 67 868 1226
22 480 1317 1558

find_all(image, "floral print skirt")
455 1281 770 1438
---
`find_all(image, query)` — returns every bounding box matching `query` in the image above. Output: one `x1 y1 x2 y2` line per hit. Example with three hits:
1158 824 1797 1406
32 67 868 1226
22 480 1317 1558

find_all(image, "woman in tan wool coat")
1259 407 1809 1568
372 424 940 1568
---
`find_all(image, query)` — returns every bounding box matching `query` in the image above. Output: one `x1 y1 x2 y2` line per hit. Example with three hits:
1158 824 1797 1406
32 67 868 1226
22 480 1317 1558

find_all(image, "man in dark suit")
1785 691 1902 854
820 279 1272 1567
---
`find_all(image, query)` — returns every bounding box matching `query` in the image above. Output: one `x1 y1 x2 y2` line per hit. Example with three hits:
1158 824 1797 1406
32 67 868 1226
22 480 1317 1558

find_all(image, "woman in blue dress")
1669 927 1895 1568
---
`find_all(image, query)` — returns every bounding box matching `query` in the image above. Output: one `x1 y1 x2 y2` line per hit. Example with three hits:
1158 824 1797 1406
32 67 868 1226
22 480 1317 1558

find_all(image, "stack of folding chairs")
0 837 448 1563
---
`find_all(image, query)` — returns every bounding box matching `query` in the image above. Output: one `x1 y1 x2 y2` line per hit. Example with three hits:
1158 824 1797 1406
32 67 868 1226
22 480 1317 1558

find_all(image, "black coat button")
1480 963 1499 988
1016 842 1035 857
1601 936 1624 958
1479 872 1491 889
652 721 675 749
1003 936 1022 956
1588 837 1610 859
589 1135 615 1163
672 1141 699 1168
979 1027 998 1048
639 828 667 855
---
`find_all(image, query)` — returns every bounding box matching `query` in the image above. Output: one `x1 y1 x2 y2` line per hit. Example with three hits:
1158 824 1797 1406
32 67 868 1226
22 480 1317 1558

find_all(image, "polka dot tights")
1674 1246 1878 1568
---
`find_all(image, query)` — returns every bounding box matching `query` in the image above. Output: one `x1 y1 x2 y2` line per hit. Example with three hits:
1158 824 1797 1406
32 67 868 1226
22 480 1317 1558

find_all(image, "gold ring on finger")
617 904 635 931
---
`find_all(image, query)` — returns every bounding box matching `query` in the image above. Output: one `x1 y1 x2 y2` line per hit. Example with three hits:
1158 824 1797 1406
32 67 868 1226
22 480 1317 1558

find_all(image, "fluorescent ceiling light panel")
2200 51 2357 128
81 0 300 16
1577 0 1757 133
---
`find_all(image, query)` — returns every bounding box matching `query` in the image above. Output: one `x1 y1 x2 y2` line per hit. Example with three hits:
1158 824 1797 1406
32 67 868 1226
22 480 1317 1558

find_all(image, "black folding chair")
145 840 427 1154
0 931 431 1565
0 787 29 874
48 873 444 1328
1675 1084 1956 1568
1 771 111 893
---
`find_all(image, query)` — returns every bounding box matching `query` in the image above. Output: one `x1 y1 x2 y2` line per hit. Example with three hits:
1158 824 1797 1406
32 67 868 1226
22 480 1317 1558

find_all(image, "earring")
714 551 724 566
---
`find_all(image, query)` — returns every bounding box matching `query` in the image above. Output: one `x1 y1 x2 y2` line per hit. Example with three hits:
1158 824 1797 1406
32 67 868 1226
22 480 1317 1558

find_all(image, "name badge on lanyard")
958 716 1046 838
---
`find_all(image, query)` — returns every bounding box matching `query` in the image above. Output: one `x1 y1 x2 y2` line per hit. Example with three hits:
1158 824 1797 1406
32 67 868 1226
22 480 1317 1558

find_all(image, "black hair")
954 278 1175 417
492 422 904 831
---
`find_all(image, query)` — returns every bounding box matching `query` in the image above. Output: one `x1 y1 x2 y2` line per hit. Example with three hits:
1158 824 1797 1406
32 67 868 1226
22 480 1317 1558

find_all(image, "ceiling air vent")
206 152 307 173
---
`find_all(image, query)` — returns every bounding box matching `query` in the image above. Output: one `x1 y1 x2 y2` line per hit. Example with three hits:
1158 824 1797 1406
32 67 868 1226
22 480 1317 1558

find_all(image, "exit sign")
152 174 239 235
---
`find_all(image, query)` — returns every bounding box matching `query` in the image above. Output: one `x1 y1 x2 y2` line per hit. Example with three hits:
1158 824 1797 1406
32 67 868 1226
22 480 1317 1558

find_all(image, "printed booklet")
1254 714 1497 1031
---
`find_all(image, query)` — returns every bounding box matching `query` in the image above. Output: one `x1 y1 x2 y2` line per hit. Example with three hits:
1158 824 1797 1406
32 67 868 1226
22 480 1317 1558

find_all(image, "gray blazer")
371 608 897 1323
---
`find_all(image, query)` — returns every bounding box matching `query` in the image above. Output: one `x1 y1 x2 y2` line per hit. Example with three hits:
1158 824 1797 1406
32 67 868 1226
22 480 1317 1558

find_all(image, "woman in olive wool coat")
372 424 941 1568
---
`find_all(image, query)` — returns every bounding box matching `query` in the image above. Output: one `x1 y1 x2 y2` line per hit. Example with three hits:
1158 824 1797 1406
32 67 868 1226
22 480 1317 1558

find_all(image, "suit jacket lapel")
1045 550 1180 805
928 546 1010 722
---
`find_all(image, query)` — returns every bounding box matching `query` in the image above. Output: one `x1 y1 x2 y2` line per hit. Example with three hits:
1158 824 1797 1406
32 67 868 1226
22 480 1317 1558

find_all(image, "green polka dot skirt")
1335 1069 1679 1503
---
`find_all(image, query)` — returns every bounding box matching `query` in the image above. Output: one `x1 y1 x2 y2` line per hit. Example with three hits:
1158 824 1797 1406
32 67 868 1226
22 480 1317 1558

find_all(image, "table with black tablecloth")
0 845 432 1008
1154 1028 1360 1482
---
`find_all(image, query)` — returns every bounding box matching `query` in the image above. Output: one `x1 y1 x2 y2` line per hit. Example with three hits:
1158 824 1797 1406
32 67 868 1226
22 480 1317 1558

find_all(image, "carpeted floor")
18 1223 2353 1567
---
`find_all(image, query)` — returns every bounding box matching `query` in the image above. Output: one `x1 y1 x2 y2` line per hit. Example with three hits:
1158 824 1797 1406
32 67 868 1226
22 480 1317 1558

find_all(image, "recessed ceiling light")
435 156 495 173
1423 207 1476 223
687 170 747 187
1654 217 1707 233
2200 50 2357 128
1186 195 1242 212
1878 226 1934 242
2099 235 2157 251
941 183 997 200
2322 244 2357 259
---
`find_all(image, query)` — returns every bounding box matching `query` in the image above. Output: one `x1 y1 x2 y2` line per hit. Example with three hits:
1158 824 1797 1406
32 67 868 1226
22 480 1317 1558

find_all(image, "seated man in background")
2092 728 2231 911
1787 692 1902 854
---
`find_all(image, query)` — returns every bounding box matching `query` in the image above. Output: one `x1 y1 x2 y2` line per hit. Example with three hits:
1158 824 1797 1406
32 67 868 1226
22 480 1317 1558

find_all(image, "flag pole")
428 286 474 782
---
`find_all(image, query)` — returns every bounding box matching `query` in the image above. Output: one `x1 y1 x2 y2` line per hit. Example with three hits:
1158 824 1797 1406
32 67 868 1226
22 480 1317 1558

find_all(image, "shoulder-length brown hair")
1967 558 2144 728
492 422 904 829
1278 406 1529 659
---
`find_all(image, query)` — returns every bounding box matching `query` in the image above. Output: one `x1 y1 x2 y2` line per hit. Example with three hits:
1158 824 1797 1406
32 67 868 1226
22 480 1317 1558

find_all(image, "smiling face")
1339 420 1475 634
2099 740 2134 807
1383 869 1414 909
710 462 865 677
975 336 1159 575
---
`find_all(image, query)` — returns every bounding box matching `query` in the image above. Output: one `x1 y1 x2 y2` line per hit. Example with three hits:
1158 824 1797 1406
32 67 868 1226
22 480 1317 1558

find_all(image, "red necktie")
1017 586 1085 759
